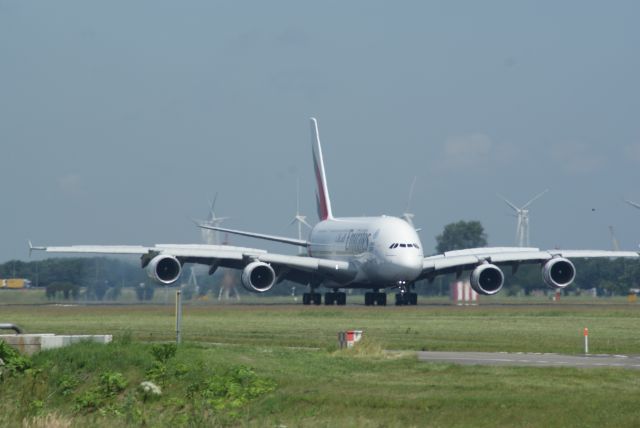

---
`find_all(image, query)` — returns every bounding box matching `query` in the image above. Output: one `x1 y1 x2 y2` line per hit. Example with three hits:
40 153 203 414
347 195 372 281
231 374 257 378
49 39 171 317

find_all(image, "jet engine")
470 263 504 295
146 255 182 285
542 257 576 289
241 261 276 293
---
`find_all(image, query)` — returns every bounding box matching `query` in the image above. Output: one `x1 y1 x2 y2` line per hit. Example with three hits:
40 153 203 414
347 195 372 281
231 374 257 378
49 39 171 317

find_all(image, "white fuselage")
307 215 424 288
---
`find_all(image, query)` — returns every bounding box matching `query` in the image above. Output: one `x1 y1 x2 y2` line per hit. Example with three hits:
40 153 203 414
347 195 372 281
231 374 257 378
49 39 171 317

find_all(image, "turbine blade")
497 194 520 212
207 193 219 222
296 178 300 214
521 189 549 209
625 199 640 210
298 216 312 228
405 176 417 213
211 193 218 212
402 212 415 227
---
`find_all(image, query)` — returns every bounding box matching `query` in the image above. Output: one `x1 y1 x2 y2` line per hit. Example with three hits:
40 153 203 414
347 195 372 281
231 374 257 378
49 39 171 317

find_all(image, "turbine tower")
498 189 548 247
200 193 229 245
288 179 311 255
609 226 621 251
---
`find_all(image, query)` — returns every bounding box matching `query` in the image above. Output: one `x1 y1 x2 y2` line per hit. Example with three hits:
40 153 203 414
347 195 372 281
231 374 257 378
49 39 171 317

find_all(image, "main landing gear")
302 292 321 305
325 291 347 305
302 289 348 305
364 291 387 306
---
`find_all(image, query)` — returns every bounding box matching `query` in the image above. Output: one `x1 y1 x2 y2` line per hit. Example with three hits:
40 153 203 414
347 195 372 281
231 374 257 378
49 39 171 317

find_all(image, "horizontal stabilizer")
197 223 309 247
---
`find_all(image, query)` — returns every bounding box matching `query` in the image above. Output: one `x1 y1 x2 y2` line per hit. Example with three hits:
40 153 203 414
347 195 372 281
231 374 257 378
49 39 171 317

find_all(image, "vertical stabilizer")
310 117 334 220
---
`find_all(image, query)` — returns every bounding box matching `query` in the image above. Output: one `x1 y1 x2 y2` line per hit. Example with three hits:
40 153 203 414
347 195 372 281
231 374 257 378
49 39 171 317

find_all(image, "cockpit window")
389 243 420 249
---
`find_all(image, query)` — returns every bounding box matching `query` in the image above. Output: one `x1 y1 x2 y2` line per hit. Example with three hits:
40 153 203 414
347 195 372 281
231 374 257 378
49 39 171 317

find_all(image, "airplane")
31 118 640 306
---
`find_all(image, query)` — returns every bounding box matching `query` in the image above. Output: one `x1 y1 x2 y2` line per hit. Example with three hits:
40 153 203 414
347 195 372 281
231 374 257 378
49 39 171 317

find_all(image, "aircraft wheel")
325 292 335 305
409 293 418 305
312 293 322 305
376 293 387 306
337 292 347 306
364 292 373 306
303 293 310 305
395 293 406 306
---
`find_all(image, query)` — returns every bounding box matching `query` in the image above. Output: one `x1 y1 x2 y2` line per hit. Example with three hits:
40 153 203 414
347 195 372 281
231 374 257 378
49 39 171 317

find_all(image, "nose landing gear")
395 282 418 306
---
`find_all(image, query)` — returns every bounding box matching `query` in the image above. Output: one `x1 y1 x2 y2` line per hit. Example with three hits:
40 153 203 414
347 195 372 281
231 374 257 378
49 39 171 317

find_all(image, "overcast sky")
2 1 640 263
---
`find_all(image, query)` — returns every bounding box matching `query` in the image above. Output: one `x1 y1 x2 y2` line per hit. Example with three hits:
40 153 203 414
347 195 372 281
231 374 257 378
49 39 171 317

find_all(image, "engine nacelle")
470 263 504 295
542 257 576 289
146 255 182 285
241 261 276 293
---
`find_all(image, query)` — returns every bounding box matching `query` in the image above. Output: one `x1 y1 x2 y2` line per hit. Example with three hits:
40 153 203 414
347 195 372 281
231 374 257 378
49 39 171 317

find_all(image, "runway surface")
417 351 640 369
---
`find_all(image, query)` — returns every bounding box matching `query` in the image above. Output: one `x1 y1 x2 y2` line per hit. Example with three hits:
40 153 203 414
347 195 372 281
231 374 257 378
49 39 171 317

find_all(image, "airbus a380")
32 118 639 306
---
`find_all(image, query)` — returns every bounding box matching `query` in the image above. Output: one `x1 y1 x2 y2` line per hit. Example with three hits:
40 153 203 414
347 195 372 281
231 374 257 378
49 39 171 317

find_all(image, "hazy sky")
2 1 639 262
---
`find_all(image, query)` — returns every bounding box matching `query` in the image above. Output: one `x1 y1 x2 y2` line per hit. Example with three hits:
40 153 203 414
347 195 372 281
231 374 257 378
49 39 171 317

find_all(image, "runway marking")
417 351 640 370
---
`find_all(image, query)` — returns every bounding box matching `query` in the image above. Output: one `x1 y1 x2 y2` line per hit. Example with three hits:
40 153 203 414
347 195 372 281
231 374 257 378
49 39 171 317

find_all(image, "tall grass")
2 338 639 427
1 300 640 426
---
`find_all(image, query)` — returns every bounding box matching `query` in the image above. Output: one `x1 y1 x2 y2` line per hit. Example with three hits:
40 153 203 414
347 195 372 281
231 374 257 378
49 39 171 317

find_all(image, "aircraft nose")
393 254 423 278
398 254 422 270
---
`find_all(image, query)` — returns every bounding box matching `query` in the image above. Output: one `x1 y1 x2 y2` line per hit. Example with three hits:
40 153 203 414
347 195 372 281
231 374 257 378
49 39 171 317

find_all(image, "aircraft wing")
29 242 353 285
421 246 639 278
29 243 267 258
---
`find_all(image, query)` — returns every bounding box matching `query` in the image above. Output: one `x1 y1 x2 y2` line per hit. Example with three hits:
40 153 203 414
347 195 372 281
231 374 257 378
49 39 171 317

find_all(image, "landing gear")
324 291 347 305
364 291 387 306
395 292 418 306
395 292 415 305
325 292 334 305
395 282 418 306
302 292 322 305
409 292 417 305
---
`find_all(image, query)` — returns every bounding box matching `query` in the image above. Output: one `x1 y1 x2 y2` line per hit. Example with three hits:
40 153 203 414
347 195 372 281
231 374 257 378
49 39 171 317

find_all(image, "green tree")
435 220 488 253
45 281 79 300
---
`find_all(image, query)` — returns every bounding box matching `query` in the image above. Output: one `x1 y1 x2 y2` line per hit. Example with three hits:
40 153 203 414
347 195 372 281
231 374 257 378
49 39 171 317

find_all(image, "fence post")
176 290 182 344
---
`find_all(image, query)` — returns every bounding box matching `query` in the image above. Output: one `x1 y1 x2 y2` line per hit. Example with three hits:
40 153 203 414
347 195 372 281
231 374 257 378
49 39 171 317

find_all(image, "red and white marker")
584 327 589 354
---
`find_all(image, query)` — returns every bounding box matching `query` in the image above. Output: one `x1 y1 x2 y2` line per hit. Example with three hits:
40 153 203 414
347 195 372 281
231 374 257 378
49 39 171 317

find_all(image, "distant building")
0 278 32 289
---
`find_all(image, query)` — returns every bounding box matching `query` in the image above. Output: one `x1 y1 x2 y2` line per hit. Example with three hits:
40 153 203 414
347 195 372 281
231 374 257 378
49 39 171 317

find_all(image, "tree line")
433 220 640 296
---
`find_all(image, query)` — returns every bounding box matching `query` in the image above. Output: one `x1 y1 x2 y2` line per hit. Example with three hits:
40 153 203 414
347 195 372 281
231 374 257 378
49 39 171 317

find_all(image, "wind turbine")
625 199 640 211
200 193 230 245
402 176 417 228
498 189 549 247
288 179 311 255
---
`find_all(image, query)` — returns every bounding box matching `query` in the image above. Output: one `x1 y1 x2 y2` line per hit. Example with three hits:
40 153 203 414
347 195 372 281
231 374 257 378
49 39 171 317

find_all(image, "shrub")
99 371 128 397
0 340 32 379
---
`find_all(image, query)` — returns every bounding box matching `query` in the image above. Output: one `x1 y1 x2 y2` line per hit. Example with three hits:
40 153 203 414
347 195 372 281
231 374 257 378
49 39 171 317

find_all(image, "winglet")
28 240 45 257
310 117 334 221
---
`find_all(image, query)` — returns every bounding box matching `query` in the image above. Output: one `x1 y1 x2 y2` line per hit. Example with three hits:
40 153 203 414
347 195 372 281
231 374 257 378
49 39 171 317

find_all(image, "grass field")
2 299 640 427
2 297 640 354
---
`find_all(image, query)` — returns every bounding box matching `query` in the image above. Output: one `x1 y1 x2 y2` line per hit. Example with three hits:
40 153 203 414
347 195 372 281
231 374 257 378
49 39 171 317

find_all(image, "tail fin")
310 117 334 221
